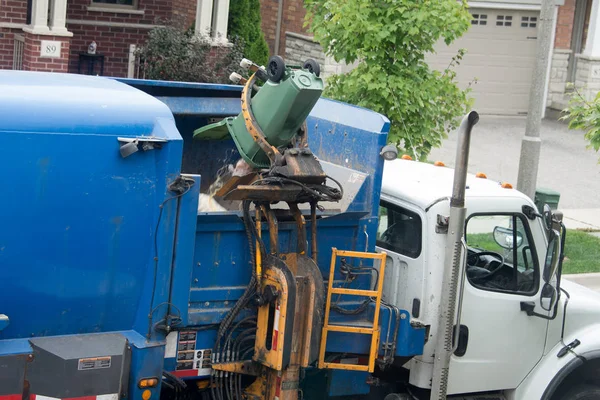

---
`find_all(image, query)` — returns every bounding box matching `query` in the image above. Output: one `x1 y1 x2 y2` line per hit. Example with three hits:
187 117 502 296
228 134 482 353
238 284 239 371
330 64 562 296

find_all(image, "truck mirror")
493 226 523 249
543 204 553 232
543 229 561 283
540 282 557 311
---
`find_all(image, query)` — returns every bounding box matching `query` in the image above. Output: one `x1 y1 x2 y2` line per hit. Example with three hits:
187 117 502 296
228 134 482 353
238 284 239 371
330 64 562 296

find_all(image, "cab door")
447 207 549 394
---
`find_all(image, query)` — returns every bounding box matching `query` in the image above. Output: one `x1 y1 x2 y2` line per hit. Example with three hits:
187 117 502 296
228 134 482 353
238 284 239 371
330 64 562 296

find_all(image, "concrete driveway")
429 116 600 229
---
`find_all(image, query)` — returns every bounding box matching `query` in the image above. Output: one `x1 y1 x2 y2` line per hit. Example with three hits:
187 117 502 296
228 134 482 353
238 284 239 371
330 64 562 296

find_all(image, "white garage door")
427 8 539 115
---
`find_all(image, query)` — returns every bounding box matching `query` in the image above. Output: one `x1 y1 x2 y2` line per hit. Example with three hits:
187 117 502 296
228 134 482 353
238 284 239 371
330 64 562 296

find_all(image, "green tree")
562 89 600 160
228 0 270 66
304 0 473 160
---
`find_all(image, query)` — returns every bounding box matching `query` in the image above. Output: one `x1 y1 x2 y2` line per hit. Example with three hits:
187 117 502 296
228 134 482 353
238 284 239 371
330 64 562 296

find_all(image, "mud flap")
26 333 130 398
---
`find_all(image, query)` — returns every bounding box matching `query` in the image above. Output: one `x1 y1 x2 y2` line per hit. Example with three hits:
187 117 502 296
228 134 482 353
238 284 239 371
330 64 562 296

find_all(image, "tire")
303 59 321 77
267 55 286 83
560 384 600 400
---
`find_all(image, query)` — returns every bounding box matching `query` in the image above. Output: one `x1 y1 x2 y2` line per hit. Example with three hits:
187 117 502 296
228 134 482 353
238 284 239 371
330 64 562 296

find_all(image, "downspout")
274 0 284 55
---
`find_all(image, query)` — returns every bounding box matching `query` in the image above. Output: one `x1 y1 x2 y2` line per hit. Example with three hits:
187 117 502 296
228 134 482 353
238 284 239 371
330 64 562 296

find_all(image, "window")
471 13 488 26
496 15 513 27
465 214 538 294
521 16 537 28
377 202 422 258
91 0 136 7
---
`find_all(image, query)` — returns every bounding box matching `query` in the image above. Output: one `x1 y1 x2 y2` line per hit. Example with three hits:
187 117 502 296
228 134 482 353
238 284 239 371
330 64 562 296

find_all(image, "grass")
466 231 600 275
563 230 600 274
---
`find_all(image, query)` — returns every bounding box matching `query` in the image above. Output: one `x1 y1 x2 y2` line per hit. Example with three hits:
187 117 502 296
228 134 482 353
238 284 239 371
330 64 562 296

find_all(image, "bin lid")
535 187 561 197
0 71 175 138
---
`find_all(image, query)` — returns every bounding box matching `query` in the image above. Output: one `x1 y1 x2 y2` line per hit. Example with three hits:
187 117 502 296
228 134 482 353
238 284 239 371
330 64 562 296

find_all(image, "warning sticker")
194 349 212 376
78 356 111 371
176 331 197 371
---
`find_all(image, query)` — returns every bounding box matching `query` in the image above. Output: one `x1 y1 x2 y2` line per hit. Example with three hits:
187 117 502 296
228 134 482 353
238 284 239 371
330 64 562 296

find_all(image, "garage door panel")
426 7 539 115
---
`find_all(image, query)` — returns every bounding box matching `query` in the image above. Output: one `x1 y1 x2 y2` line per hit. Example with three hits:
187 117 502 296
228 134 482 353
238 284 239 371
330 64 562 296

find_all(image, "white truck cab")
378 159 600 400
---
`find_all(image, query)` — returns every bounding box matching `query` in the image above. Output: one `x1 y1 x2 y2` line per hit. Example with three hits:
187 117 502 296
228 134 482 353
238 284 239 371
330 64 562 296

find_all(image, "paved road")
429 116 600 210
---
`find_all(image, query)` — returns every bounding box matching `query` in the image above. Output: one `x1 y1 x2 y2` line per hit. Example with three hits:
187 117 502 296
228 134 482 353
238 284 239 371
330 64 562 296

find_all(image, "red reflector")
275 376 282 398
172 369 199 378
0 395 22 400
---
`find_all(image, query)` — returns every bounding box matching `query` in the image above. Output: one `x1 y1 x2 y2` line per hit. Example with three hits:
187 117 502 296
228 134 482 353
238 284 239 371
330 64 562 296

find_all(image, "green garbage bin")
535 187 560 212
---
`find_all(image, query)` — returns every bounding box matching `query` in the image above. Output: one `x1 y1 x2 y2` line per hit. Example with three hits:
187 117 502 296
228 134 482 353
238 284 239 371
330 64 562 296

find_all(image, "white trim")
0 22 26 29
542 5 558 118
195 0 213 36
583 0 600 57
468 2 541 11
212 0 230 39
23 26 74 37
127 44 137 79
66 19 162 29
29 0 50 33
87 6 145 15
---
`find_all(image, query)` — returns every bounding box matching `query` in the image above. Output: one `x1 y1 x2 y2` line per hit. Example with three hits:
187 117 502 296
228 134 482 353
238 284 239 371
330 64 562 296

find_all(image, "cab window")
466 214 538 294
377 202 422 258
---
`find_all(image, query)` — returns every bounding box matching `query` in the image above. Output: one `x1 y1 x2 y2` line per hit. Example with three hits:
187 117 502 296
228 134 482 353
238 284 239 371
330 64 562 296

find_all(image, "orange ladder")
318 248 387 373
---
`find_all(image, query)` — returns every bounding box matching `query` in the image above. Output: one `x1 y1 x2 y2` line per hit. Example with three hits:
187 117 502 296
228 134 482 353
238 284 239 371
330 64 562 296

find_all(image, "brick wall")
0 0 28 69
555 0 576 49
259 0 308 57
0 28 18 69
67 24 149 76
0 0 28 23
67 0 173 26
64 0 180 77
23 33 71 72
172 0 196 29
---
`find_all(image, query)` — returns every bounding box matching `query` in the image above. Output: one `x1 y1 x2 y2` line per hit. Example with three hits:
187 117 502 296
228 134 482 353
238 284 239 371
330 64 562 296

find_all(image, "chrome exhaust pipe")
430 111 479 400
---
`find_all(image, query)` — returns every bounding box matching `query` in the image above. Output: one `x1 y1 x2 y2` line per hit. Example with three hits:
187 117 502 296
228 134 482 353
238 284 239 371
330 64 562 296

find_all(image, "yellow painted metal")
322 362 370 372
318 248 387 373
255 208 262 280
254 267 290 370
334 250 386 259
329 288 377 297
326 325 374 334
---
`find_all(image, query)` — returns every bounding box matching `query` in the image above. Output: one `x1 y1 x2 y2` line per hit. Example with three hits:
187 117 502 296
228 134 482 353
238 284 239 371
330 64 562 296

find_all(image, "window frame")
465 212 540 297
376 200 422 259
90 0 138 10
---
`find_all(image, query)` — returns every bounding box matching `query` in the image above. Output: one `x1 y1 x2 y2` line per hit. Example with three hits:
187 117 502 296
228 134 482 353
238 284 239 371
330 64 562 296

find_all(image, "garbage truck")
1 57 600 400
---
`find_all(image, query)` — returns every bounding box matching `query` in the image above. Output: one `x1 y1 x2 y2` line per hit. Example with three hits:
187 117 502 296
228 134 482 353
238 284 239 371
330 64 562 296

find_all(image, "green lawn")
563 230 600 274
466 230 600 274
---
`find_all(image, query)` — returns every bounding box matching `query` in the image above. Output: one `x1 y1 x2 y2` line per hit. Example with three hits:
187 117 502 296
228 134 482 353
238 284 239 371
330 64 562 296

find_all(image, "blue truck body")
0 71 424 399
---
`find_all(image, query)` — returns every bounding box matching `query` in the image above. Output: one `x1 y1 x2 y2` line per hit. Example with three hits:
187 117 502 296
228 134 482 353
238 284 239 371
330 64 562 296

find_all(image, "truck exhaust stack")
431 111 479 400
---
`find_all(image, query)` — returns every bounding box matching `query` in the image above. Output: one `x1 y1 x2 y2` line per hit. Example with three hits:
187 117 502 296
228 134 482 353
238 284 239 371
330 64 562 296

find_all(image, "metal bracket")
436 214 449 234
0 314 9 331
117 137 168 158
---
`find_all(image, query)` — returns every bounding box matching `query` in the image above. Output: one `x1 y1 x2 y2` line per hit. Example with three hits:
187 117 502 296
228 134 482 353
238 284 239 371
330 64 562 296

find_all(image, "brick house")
261 0 600 117
0 0 231 76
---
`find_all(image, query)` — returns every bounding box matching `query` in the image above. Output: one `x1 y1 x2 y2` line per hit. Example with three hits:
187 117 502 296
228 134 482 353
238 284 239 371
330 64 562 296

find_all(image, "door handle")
0 314 9 331
520 301 535 316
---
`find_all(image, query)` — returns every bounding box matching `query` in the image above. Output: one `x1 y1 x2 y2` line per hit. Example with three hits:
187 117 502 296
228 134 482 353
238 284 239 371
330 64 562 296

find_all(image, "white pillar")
583 0 600 57
195 0 214 38
49 0 71 36
26 0 50 34
212 0 230 42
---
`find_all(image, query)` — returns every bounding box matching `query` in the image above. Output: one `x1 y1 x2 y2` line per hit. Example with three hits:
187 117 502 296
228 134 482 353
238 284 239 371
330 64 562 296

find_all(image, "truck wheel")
560 384 600 400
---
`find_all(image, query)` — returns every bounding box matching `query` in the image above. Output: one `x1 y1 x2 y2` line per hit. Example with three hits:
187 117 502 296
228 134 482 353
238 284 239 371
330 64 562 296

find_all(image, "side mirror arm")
520 300 560 320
